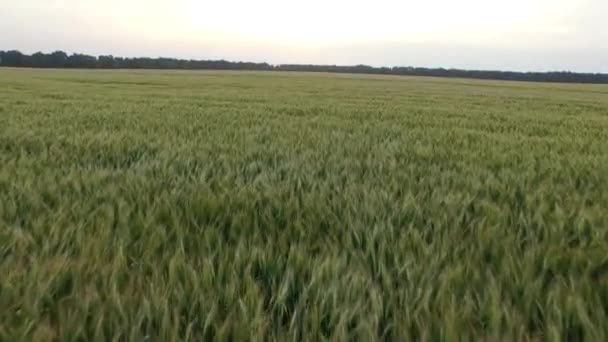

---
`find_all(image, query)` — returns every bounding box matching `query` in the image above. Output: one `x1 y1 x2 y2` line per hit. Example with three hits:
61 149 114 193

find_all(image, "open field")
1 68 608 340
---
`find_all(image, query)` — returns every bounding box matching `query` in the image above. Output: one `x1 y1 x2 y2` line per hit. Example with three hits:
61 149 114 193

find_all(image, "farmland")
1 68 608 340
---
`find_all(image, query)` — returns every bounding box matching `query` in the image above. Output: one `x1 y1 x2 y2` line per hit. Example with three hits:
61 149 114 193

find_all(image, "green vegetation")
3 50 608 84
1 68 608 340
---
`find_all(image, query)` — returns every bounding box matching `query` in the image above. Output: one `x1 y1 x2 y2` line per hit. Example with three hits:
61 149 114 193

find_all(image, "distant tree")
49 51 68 67
2 49 607 84
98 55 115 68
66 53 97 68
29 52 49 67
0 50 25 66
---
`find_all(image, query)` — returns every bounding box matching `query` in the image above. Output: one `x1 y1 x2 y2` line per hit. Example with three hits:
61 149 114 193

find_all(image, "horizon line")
2 49 608 84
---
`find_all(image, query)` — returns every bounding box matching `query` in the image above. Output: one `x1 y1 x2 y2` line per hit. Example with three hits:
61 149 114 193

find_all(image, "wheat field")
1 68 608 340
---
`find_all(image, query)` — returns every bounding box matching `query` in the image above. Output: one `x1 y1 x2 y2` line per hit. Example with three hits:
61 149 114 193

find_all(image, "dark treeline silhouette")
2 50 607 84
0 50 273 71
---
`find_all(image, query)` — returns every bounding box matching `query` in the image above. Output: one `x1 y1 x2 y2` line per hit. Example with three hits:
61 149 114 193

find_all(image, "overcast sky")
1 0 607 72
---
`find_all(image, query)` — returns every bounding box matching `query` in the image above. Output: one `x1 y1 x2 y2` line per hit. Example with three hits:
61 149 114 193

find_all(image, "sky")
1 0 607 72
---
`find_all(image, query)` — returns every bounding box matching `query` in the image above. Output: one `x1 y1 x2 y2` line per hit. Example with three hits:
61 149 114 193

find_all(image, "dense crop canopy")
1 69 607 340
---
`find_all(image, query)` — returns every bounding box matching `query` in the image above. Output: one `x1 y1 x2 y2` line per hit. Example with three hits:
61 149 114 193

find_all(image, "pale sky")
1 0 607 72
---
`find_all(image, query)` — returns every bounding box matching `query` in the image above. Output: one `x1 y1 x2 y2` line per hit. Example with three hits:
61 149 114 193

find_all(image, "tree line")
2 50 607 84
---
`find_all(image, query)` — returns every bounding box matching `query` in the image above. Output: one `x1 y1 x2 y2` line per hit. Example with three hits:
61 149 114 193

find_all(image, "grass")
1 68 608 340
